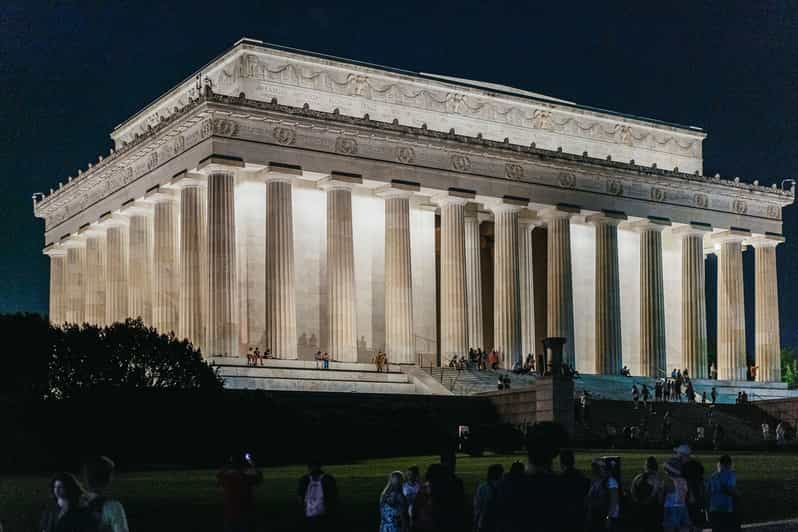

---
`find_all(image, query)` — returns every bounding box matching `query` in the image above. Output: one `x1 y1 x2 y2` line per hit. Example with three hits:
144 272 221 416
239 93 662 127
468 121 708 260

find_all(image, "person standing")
586 459 620 531
402 466 421 527
707 455 739 532
559 449 590 532
379 471 409 532
776 422 786 448
298 459 338 531
631 456 663 532
217 454 263 532
40 473 93 532
662 410 672 443
711 387 717 405
761 422 771 442
82 456 129 532
661 458 691 532
473 464 503 532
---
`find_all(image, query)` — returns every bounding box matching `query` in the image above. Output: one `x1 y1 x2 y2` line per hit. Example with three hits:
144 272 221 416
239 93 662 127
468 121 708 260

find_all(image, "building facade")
34 38 792 381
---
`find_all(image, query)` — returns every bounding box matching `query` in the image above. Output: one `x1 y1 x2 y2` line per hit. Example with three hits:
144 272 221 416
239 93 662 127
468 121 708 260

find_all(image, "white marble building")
34 38 793 381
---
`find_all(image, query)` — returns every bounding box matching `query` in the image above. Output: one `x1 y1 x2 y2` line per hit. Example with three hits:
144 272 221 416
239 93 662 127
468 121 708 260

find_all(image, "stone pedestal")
84 230 107 326
492 202 523 368
105 218 129 325
264 171 298 359
589 212 625 375
206 169 239 357
676 224 709 379
383 190 415 363
152 192 180 334
753 236 783 382
438 195 469 362
535 376 575 435
519 216 536 361
127 208 153 325
543 208 576 367
46 247 67 325
464 210 484 350
325 181 358 360
636 219 669 377
715 231 748 381
177 177 207 351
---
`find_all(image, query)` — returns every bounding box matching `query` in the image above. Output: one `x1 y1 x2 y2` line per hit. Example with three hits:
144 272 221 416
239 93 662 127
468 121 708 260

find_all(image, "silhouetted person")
473 464 503 532
217 454 263 532
298 459 338 531
82 456 129 532
631 456 663 532
40 472 93 532
586 459 620 531
379 471 409 532
707 455 740 532
559 449 590 532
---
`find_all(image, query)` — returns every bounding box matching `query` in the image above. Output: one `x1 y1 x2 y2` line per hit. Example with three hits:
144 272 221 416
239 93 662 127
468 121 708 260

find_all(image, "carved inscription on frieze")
212 118 239 137
505 163 524 180
732 199 747 214
335 136 358 155
650 187 666 202
606 179 624 196
396 146 415 164
557 172 576 189
273 127 296 145
693 193 708 208
450 154 471 172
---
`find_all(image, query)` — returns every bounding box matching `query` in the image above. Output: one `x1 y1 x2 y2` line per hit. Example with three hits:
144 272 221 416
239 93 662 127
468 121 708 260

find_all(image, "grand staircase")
422 366 537 395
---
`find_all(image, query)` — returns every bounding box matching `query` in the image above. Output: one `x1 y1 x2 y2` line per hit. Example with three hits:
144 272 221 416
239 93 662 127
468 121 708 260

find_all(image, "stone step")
223 376 419 394
209 356 403 373
218 365 410 383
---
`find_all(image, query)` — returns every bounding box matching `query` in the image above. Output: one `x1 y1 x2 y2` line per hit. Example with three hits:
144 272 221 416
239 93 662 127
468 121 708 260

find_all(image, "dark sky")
1 2 796 351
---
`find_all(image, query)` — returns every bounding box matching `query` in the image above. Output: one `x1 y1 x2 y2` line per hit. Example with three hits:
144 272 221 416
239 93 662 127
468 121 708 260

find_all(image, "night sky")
1 2 796 353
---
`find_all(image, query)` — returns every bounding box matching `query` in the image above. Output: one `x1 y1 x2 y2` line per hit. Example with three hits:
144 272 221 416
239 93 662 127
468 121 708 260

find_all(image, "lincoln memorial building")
34 38 793 383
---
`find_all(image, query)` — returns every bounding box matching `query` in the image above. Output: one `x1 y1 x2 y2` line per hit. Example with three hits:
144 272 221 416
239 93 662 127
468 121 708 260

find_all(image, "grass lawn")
2 450 797 531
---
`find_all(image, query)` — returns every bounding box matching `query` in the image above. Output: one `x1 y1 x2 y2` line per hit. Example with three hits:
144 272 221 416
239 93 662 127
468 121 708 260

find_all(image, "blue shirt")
708 469 736 513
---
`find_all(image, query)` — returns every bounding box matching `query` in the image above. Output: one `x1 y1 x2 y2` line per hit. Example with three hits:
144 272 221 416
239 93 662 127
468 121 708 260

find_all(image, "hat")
673 443 692 456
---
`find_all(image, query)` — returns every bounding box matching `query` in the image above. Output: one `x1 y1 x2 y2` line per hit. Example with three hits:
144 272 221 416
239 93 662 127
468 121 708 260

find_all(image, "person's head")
525 421 568 471
664 458 682 478
51 472 84 507
559 449 575 471
674 444 692 463
308 458 323 476
717 454 733 472
406 465 419 483
645 456 658 472
590 459 608 480
82 456 116 492
508 461 525 477
487 464 504 482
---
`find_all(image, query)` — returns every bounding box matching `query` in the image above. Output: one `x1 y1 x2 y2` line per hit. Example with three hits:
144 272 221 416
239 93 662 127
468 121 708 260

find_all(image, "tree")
0 313 52 399
782 347 797 387
48 318 223 399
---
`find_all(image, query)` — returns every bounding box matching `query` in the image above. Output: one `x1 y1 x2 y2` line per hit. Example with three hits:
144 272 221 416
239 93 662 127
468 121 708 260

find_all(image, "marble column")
127 207 153 325
636 219 669 377
84 229 107 326
589 212 625 375
325 182 358 361
519 215 536 361
543 208 576 367
46 247 67 325
264 172 298 359
753 236 782 382
105 218 129 325
383 189 415 363
464 209 484 350
178 176 207 351
64 240 86 324
206 169 238 357
676 225 709 379
152 191 180 335
438 196 469 362
715 231 748 381
492 202 523 368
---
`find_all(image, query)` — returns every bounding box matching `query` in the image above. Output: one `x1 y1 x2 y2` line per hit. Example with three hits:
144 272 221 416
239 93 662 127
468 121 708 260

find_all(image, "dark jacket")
40 505 94 532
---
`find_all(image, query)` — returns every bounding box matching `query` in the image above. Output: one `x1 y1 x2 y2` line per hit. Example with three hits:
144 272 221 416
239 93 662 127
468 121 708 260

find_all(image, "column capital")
487 195 530 215
195 154 245 176
79 223 108 238
711 228 751 245
750 233 785 248
43 244 67 257
60 236 86 249
671 222 712 238
623 216 672 233
375 179 420 199
433 187 475 207
586 210 627 226
259 162 303 184
170 170 207 189
318 171 363 191
144 185 177 203
538 203 580 224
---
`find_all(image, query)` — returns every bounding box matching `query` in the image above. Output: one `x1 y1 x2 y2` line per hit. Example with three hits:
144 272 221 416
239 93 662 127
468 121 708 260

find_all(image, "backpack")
304 475 326 518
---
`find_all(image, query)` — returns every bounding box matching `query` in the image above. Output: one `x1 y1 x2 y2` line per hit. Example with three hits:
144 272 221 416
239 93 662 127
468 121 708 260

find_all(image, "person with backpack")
586 458 620 531
297 459 338 531
217 453 263 532
81 456 129 532
473 464 503 532
631 456 663 532
40 472 94 532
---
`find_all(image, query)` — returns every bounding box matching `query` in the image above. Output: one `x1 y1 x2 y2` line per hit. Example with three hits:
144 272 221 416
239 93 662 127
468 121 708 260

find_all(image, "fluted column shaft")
326 186 357 360
47 249 67 325
384 194 415 363
128 211 153 324
639 224 667 377
464 213 483 350
493 206 522 368
717 238 746 381
105 222 129 324
152 194 180 334
439 198 469 361
207 171 238 357
519 220 536 360
179 182 207 351
679 231 708 378
265 177 297 359
84 233 107 326
546 214 575 367
754 240 781 382
65 243 86 324
592 215 623 375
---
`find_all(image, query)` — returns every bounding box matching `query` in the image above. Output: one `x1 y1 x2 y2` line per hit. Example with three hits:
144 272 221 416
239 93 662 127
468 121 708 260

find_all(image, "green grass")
2 450 797 531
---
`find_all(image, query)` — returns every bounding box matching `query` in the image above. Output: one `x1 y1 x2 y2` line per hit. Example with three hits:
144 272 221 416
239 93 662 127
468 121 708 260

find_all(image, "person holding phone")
217 453 263 532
